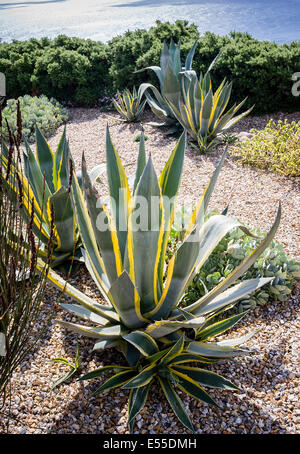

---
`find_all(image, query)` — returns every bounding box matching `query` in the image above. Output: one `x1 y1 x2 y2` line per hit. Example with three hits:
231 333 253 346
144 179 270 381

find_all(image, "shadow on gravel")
46 346 129 434
8 285 61 376
64 108 103 125
44 363 291 434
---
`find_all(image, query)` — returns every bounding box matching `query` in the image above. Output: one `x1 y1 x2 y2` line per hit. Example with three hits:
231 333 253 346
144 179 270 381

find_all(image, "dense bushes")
201 32 300 113
31 36 110 105
231 119 300 177
109 25 300 113
2 95 68 142
0 36 110 106
0 38 46 99
108 20 199 91
1 20 299 112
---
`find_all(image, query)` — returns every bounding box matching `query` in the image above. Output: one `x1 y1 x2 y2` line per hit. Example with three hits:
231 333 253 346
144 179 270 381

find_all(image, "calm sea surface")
0 0 300 44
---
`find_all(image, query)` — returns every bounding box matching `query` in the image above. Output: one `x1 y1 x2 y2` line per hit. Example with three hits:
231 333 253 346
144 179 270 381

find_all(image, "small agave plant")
164 65 253 152
43 128 281 433
113 87 147 122
1 125 81 267
137 38 199 133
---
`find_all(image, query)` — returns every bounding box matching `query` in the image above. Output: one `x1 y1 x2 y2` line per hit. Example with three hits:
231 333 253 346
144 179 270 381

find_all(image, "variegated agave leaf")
78 333 245 433
164 63 253 153
42 127 281 433
1 125 81 267
137 39 199 131
113 87 147 122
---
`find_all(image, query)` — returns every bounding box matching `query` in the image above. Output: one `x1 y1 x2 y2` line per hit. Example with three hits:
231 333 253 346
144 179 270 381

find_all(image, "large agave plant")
164 67 253 152
137 38 199 133
44 128 280 433
0 125 81 267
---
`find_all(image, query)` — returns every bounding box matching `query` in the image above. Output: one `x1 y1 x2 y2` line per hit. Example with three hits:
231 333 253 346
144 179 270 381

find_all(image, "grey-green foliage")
2 95 69 143
137 38 199 133
163 64 253 152
174 210 300 312
39 128 282 433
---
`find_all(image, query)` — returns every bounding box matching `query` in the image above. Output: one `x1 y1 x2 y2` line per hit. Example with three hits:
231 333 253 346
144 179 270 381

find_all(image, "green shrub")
0 22 299 112
108 24 300 113
0 38 49 99
0 36 111 106
134 133 148 142
215 33 300 113
108 20 199 91
2 95 68 142
171 210 300 313
190 31 300 113
231 119 300 177
32 35 111 105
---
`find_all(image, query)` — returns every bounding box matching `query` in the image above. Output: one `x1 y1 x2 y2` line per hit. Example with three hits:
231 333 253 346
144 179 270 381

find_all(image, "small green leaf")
128 384 151 433
93 370 136 394
79 365 131 381
52 358 73 366
122 363 157 389
51 368 76 390
158 376 195 433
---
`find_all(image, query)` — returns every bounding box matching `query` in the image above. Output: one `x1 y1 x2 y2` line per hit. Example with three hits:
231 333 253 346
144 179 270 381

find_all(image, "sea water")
0 0 299 44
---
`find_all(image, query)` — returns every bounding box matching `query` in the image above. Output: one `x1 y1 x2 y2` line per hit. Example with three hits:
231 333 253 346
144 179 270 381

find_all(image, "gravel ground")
1 108 299 434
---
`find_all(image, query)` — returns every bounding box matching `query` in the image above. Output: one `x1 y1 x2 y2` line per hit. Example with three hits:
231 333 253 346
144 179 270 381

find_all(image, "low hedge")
1 20 299 113
0 35 110 106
